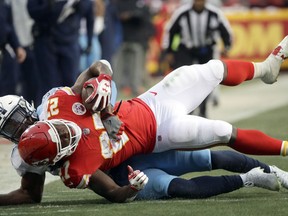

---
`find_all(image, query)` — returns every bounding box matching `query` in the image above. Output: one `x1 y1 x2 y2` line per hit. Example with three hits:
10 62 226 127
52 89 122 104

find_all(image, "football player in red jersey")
0 95 287 205
17 36 288 202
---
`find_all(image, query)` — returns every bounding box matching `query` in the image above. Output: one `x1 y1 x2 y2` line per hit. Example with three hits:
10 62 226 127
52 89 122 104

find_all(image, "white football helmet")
0 95 38 143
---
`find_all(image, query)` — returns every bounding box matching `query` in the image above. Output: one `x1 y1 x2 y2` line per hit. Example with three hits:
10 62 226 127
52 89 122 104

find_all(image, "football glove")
101 113 124 141
127 165 148 191
101 101 124 141
83 74 112 112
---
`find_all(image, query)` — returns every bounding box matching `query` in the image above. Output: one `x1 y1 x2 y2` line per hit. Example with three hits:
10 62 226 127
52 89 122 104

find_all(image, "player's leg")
154 115 288 157
135 169 176 200
134 168 246 200
128 150 213 176
109 150 212 184
126 149 283 178
212 150 288 190
211 150 270 173
229 128 286 156
110 150 284 200
138 59 225 114
118 154 279 200
221 36 288 86
154 115 233 150
167 166 279 199
133 167 279 200
139 36 288 115
166 151 284 199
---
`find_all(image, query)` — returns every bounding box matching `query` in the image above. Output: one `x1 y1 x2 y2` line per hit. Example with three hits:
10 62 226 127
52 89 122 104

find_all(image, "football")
81 84 95 112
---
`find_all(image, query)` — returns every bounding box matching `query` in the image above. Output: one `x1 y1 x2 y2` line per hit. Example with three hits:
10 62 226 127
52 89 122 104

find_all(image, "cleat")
270 165 288 189
261 36 288 84
241 167 280 191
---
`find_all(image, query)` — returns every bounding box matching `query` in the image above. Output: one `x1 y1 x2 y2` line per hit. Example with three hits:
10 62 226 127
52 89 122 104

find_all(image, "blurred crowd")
222 0 288 8
0 0 287 107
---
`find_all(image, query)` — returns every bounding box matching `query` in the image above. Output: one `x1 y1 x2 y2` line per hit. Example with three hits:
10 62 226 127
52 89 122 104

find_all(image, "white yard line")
0 73 287 194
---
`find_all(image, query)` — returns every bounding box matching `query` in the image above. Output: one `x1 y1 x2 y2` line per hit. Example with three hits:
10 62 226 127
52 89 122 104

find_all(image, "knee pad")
206 60 225 81
211 120 233 143
197 119 233 145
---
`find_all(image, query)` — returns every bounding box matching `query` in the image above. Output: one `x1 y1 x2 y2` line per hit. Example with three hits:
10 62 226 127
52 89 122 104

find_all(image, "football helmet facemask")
0 95 38 143
18 119 82 166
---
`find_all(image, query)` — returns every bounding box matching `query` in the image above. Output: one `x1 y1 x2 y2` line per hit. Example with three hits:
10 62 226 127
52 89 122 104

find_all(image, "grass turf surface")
1 105 288 216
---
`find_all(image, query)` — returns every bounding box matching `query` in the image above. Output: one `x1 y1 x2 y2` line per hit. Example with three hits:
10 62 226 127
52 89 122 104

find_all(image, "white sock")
253 54 283 79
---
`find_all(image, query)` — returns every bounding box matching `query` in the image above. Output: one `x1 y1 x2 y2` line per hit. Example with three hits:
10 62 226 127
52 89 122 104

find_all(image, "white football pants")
138 60 233 152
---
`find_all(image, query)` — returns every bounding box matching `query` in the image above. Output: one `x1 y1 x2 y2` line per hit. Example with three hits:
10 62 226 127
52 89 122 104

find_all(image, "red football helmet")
18 119 82 166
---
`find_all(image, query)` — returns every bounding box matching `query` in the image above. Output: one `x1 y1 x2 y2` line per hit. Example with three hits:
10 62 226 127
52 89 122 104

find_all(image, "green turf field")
1 105 288 216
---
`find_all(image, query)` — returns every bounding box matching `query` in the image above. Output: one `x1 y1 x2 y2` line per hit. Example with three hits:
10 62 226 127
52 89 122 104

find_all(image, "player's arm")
71 60 112 95
0 172 45 205
88 167 148 203
74 60 122 139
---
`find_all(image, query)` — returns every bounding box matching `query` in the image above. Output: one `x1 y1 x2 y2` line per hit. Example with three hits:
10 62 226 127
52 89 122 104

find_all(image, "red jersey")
45 87 156 188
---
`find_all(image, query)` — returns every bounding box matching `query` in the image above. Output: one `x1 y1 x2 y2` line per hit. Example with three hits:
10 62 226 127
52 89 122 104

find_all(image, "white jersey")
11 144 49 176
11 87 60 177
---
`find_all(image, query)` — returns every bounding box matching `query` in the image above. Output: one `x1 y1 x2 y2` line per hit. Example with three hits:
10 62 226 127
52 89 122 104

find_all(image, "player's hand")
127 165 148 191
83 74 112 112
16 47 26 63
101 113 124 141
101 101 124 141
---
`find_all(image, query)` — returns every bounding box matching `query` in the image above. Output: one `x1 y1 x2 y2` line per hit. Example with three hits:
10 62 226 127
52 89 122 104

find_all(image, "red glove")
83 74 112 112
127 165 148 191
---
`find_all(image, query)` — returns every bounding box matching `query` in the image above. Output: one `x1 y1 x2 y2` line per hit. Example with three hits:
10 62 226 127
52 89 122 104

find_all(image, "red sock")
231 128 283 155
222 60 255 86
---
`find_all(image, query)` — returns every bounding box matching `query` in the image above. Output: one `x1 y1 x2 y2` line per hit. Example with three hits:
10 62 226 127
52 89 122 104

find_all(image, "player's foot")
261 35 288 84
270 165 288 189
241 167 280 191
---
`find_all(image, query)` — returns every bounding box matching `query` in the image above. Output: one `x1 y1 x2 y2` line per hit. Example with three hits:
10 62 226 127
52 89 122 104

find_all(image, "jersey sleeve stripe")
61 87 76 96
76 174 91 189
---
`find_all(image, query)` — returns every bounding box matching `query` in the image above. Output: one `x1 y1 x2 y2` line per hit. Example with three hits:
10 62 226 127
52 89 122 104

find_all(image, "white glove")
127 165 148 191
83 74 112 112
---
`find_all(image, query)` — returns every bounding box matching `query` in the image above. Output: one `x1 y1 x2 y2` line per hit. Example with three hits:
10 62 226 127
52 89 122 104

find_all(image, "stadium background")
1 3 288 215
146 7 288 76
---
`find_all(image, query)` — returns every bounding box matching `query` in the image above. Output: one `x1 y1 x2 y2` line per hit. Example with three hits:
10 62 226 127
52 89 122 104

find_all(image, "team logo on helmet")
72 102 86 115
